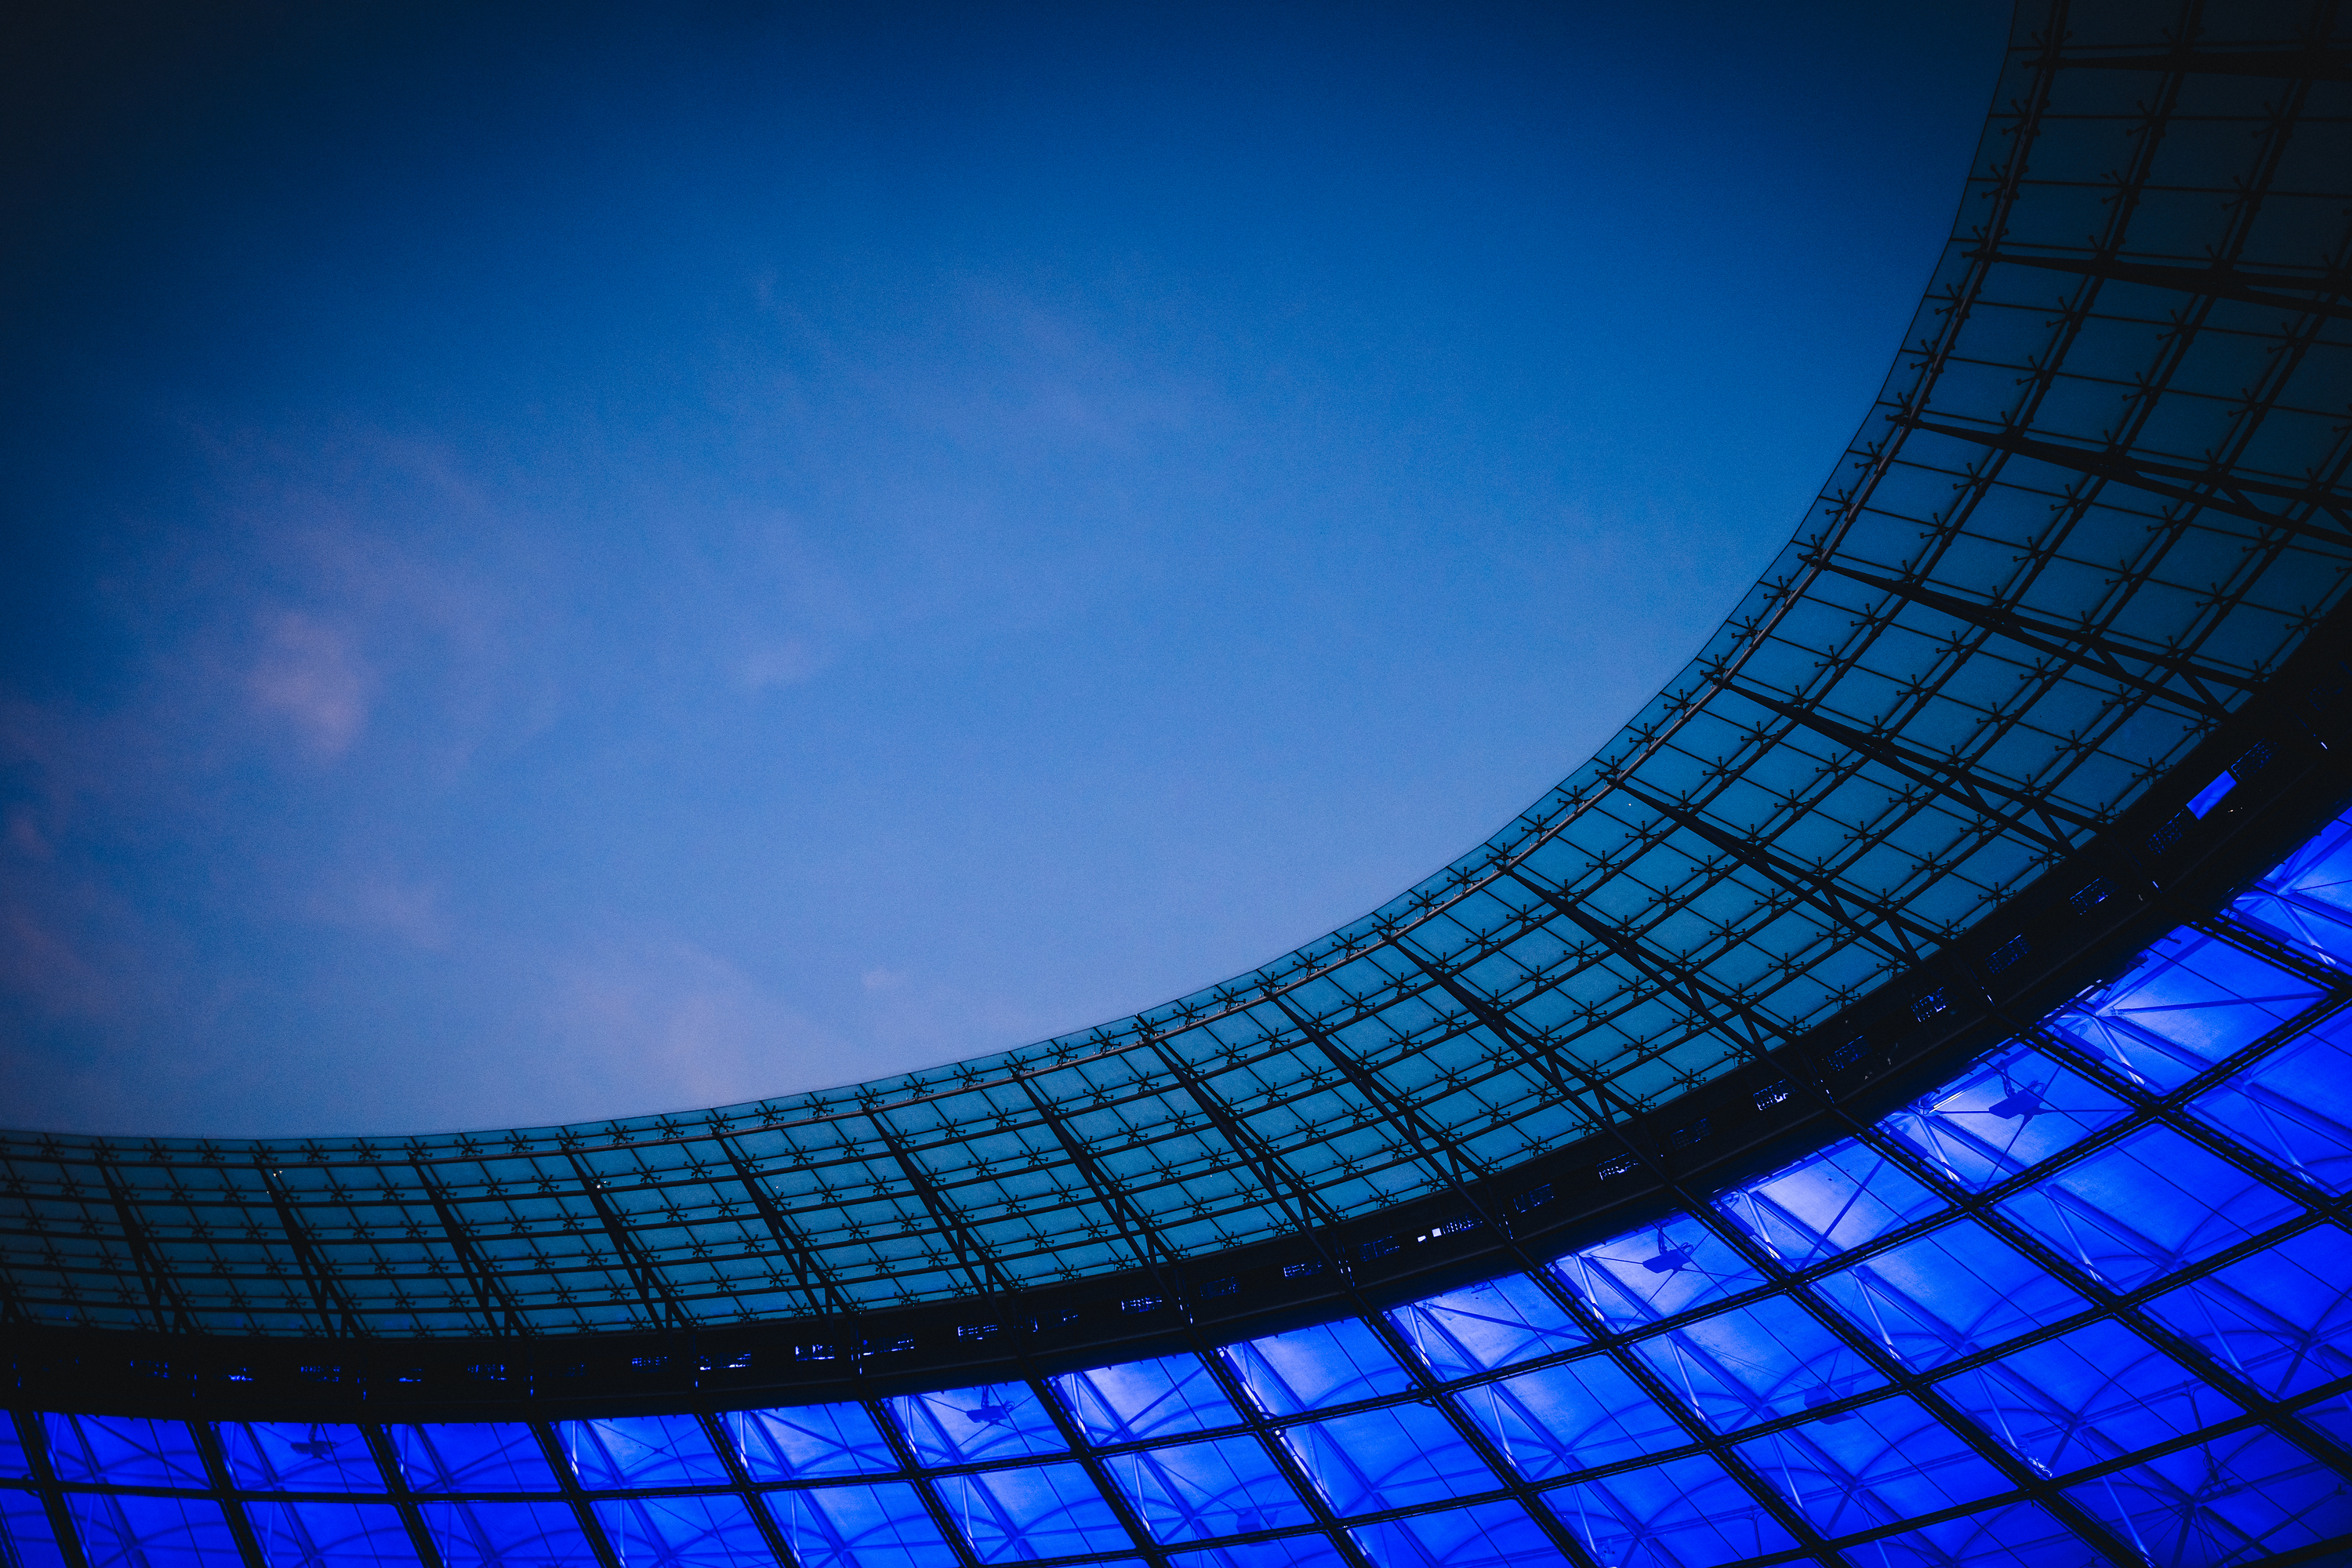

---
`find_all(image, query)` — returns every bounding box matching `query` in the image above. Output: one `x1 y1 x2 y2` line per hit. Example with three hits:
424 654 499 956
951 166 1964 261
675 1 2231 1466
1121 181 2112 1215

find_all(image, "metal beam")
1894 416 2352 544
1806 554 2252 719
1976 249 2352 323
2053 47 2352 82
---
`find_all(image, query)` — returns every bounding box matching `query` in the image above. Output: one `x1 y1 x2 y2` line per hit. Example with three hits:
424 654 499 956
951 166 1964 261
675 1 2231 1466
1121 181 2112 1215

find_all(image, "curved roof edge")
6 0 2352 1357
12 455 2352 1426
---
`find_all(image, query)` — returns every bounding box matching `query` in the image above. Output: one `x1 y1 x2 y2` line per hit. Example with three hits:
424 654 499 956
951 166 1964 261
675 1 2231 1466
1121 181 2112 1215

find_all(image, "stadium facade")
5 3 2352 1564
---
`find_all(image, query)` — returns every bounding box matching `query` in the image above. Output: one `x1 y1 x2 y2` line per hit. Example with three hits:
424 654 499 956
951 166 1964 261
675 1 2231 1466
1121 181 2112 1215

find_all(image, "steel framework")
5 818 2351 1566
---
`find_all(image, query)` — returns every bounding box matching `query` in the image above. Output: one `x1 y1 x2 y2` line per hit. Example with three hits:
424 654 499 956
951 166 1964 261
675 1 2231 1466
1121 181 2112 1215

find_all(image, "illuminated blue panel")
393 1422 559 1491
2063 1430 2352 1565
1348 1498 1566 1567
891 1382 1067 1465
1543 1453 1796 1566
0 1421 24 1477
770 1483 960 1568
246 1500 421 1566
1166 1536 1346 1568
2187 1015 2352 1193
42 1415 206 1488
2231 813 2352 971
222 1422 379 1492
417 1500 595 1567
1055 1353 1240 1443
562 1414 730 1488
724 1403 896 1480
1386 1274 1587 1379
1713 1138 1945 1267
1734 1396 2007 1534
1934 1320 2239 1477
2049 931 2325 1093
0 1489 67 1568
594 1492 771 1566
1878 1044 2130 1191
2141 1225 2352 1406
1997 1125 2303 1290
64 1493 241 1567
1810 1218 2087 1373
1447 1352 1682 1479
1556 1214 1763 1329
1107 1435 1312 1544
1221 1320 1414 1417
937 1462 1131 1563
1632 1294 1887 1432
1865 1503 2103 1568
1283 1404 1494 1516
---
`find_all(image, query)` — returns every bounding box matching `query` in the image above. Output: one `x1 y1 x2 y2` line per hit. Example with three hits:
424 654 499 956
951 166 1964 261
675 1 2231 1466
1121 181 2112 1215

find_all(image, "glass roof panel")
419 1501 594 1568
245 1500 419 1568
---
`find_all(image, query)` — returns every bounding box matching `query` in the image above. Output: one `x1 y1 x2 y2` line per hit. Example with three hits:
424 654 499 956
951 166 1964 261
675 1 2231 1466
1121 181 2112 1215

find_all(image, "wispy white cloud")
307 872 449 950
546 936 839 1117
247 608 368 758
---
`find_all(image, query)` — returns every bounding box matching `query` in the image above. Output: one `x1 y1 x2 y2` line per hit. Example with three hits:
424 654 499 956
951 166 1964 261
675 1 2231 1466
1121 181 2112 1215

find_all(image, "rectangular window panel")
223 1423 383 1493
938 1462 1134 1563
247 1500 422 1566
1878 1044 2129 1190
66 1493 244 1567
726 1403 896 1480
1997 1125 2303 1291
1865 1501 2103 1568
771 1483 959 1568
1630 1294 1886 1433
1733 1396 2006 1535
2231 814 2352 971
1811 1218 2085 1372
890 1381 1067 1466
561 1414 730 1489
1450 1353 1684 1479
2047 928 2323 1092
1105 1434 1311 1544
0 1420 27 1478
1714 1136 1945 1265
593 1493 771 1568
1543 1453 1795 1568
0 1488 67 1568
42 1414 206 1487
1054 1353 1240 1443
2065 1430 2352 1565
1935 1319 2238 1477
1167 1536 1346 1568
1554 1215 1762 1330
1350 1498 1566 1568
1284 1403 1494 1517
1386 1273 1588 1379
2142 1224 2352 1402
393 1423 560 1493
1221 1319 1414 1417
418 1500 594 1567
2188 1014 2352 1192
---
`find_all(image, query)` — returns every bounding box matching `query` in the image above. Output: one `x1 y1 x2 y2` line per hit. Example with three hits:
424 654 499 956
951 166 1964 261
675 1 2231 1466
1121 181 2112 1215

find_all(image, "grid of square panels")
1 0 2347 1339
8 811 2352 1567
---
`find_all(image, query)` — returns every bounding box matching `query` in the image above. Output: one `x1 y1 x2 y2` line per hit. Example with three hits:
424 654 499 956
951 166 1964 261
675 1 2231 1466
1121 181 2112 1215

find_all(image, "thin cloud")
247 608 369 758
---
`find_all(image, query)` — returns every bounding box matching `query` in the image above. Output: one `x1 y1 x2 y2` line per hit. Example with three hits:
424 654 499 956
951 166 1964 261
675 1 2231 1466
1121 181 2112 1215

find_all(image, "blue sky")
1 2 2008 1136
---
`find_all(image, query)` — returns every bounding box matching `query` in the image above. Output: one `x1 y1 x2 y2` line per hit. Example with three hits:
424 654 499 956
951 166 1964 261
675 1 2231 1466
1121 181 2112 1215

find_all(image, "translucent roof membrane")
4 0 2350 1338
9 808 2350 1566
